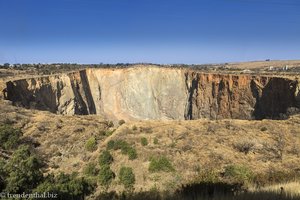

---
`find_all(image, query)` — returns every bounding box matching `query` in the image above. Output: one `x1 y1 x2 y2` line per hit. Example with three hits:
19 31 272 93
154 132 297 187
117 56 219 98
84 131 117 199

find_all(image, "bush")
99 150 113 166
118 120 125 126
0 124 22 150
35 172 95 199
98 165 115 188
106 140 128 151
141 137 148 146
119 167 135 190
149 156 174 173
100 129 116 137
85 136 97 152
153 137 159 145
4 145 44 193
83 163 98 176
223 165 253 184
234 140 255 154
127 147 137 160
107 140 116 150
132 125 138 131
106 140 137 160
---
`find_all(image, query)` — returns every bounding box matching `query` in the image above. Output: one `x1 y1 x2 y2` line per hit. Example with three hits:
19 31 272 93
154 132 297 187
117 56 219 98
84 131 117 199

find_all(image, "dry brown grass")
1 99 300 194
249 181 300 198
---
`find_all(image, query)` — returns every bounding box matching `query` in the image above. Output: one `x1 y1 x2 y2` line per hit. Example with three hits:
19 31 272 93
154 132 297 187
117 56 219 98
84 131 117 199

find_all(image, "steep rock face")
4 67 300 120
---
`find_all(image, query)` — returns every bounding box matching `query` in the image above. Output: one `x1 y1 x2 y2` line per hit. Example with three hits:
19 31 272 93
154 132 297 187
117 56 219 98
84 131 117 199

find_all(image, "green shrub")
35 172 95 199
85 136 97 152
4 145 44 193
141 137 148 146
118 120 125 126
132 125 138 131
127 147 137 160
98 165 115 188
107 140 128 151
101 129 115 137
99 150 113 166
223 165 253 183
106 140 137 160
107 140 116 150
83 163 98 176
0 124 22 150
149 156 174 173
153 137 159 145
119 167 135 190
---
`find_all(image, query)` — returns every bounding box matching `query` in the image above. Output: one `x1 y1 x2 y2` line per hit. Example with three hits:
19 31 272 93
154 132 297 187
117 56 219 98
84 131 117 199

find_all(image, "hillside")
1 63 300 199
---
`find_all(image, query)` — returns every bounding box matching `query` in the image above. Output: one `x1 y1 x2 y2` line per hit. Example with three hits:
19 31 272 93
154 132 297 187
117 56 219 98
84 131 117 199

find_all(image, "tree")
0 124 22 150
35 173 96 199
4 145 43 193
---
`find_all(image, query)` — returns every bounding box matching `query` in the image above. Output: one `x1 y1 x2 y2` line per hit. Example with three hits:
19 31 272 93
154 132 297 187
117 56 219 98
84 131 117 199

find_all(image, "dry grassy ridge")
1 99 300 197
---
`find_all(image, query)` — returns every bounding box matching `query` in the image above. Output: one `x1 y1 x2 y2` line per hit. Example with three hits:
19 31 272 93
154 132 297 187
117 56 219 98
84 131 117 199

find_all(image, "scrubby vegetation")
107 139 137 160
98 165 115 188
118 119 125 126
83 162 98 176
0 124 22 150
99 150 114 166
119 167 135 190
34 173 95 200
153 137 159 145
149 156 174 173
141 137 148 146
85 136 97 152
223 165 253 184
0 123 95 199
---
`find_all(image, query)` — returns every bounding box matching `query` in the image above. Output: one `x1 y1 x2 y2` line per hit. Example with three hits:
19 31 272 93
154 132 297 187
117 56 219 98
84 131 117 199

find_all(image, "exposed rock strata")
4 67 300 120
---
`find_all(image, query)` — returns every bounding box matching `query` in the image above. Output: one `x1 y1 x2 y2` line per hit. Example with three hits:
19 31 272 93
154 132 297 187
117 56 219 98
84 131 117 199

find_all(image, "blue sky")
0 0 300 64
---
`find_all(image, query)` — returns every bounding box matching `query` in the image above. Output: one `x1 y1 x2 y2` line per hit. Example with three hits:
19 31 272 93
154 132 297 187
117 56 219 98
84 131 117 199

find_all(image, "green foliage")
0 124 22 150
106 140 127 151
107 140 116 150
132 125 138 131
118 119 125 126
34 173 95 199
85 136 97 152
106 140 137 160
127 147 137 160
99 150 113 166
4 145 43 193
149 156 174 173
83 163 98 176
224 165 253 183
119 167 135 190
141 137 148 146
98 165 115 188
100 129 116 137
153 137 159 145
